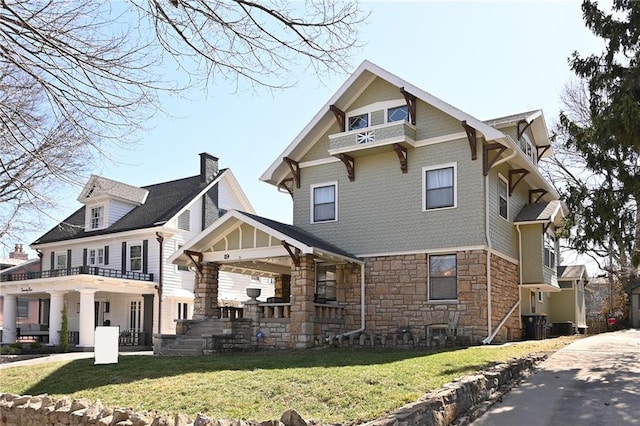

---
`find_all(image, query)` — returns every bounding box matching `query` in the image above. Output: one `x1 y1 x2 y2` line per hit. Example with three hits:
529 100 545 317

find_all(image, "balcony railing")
0 266 154 282
328 121 416 154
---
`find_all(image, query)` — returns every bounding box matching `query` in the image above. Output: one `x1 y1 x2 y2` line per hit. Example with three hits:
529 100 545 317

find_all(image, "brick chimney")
200 152 219 183
9 244 28 260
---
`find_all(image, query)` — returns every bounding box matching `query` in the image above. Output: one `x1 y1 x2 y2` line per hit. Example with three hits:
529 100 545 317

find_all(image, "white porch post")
48 291 66 345
78 289 97 348
1 294 17 343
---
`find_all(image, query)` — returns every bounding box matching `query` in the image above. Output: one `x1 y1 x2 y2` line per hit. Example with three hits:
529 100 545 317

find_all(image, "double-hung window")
89 248 105 265
130 244 142 272
428 254 457 301
498 176 508 219
90 206 104 229
311 183 337 223
316 263 337 302
543 232 555 268
56 253 67 270
423 163 456 210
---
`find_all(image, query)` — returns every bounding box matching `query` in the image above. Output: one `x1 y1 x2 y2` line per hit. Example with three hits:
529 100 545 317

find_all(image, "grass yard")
0 337 578 424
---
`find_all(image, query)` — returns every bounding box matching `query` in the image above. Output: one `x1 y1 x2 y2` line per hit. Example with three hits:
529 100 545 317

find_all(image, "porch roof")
514 200 566 227
558 264 590 284
170 210 362 275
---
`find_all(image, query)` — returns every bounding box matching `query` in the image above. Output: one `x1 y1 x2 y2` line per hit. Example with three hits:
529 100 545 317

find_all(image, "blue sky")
11 1 604 259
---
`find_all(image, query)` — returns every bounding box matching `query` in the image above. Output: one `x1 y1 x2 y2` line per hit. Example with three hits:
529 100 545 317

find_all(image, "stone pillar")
48 291 66 345
290 255 316 348
77 289 97 348
193 263 220 319
274 274 291 301
2 295 17 343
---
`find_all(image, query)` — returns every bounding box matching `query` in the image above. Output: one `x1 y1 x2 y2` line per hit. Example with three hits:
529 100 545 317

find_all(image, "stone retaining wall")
0 354 545 426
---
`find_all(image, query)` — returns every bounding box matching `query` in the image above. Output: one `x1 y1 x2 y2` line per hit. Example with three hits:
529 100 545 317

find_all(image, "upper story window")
178 210 190 231
423 163 457 210
56 253 67 270
130 244 142 271
428 254 457 301
387 105 409 123
498 176 508 219
311 182 337 223
348 113 368 131
89 248 105 265
543 232 555 268
90 206 104 229
520 134 537 164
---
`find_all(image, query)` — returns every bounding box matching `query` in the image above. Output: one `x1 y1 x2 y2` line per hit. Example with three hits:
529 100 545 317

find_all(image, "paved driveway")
472 329 640 425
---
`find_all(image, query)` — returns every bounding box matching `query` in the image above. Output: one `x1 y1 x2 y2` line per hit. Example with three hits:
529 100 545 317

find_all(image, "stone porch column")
48 291 66 345
1 295 17 343
274 274 291 301
290 255 316 348
193 263 220 319
78 289 97 348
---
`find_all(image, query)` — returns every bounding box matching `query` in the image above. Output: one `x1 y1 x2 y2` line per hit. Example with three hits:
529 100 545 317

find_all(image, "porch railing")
257 302 344 320
0 266 154 282
119 330 151 346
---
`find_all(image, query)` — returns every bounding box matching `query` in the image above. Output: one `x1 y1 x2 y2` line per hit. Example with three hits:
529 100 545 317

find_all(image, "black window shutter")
104 245 109 265
83 248 88 266
121 242 127 273
142 239 148 274
66 249 72 270
50 252 55 270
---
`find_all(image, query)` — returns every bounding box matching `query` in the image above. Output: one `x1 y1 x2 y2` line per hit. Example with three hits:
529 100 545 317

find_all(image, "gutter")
333 263 366 340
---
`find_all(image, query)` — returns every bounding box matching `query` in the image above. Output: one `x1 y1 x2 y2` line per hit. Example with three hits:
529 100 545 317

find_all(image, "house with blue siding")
0 153 273 349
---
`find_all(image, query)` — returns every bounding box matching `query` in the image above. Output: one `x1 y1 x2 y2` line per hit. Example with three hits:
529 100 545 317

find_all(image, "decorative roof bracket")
329 104 346 132
281 240 301 268
483 143 507 176
184 250 203 275
508 168 529 196
392 143 408 174
529 189 547 204
283 157 300 188
335 153 355 181
278 178 294 198
536 144 551 159
400 87 417 125
462 121 477 161
517 119 532 141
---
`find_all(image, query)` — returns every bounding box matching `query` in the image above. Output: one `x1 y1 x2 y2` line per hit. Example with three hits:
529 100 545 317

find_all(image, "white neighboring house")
0 153 273 349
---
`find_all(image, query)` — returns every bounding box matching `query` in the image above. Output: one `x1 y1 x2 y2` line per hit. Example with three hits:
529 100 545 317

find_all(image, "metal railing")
1 266 154 282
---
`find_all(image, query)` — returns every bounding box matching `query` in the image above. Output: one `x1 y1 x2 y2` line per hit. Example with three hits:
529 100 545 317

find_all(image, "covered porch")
158 210 364 353
1 272 155 350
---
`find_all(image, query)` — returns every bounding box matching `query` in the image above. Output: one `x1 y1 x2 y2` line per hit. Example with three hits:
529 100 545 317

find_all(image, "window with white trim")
543 232 555 268
129 244 142 272
428 254 457 301
90 206 104 229
311 183 337 223
498 176 508 219
387 105 409 123
56 253 67 270
348 113 368 131
177 302 189 320
177 244 189 271
423 164 456 210
315 263 337 302
89 248 105 266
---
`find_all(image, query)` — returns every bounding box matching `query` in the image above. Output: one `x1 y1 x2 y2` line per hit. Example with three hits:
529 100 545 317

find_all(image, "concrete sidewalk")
472 329 640 425
0 350 153 369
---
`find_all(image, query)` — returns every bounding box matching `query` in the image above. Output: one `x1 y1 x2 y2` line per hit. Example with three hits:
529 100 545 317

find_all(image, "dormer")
78 175 149 232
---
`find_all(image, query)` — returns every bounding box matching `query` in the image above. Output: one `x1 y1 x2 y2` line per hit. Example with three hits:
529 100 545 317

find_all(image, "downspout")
333 262 366 339
516 224 523 328
155 232 164 334
482 148 517 344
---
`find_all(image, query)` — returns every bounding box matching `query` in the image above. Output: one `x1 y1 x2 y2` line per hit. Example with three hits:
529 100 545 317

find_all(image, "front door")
128 299 143 332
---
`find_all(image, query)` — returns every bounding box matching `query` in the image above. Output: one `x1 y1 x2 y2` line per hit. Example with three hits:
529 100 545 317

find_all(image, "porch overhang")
0 275 156 296
520 282 561 293
170 210 362 276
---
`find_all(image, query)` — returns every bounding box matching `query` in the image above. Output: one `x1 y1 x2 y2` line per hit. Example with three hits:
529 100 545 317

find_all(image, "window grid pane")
429 255 457 300
425 167 454 209
313 185 336 222
499 179 508 219
388 105 409 123
348 114 368 131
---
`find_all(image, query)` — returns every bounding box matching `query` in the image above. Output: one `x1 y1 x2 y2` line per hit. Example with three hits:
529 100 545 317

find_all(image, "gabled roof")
78 175 149 205
0 258 40 275
557 265 590 282
484 109 553 158
33 170 228 245
514 200 566 227
261 60 505 186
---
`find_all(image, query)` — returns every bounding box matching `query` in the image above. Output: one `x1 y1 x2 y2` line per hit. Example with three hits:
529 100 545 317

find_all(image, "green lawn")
0 337 578 424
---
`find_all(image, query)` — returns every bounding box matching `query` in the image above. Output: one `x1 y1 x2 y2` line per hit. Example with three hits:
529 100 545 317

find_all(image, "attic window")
348 113 368 131
388 105 409 123
90 206 104 229
178 210 190 231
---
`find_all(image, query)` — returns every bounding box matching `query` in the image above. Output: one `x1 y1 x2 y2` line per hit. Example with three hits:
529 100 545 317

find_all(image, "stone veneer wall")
489 254 521 342
354 250 498 345
193 263 220 319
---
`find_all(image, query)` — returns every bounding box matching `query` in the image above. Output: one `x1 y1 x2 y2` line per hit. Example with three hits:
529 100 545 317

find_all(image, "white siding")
218 179 246 211
105 200 137 226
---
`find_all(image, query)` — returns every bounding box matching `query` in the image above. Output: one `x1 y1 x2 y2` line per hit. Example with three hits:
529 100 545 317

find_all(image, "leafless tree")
0 0 366 247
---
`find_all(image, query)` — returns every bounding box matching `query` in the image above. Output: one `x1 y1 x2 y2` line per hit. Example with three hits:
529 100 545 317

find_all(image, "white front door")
128 299 143 332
